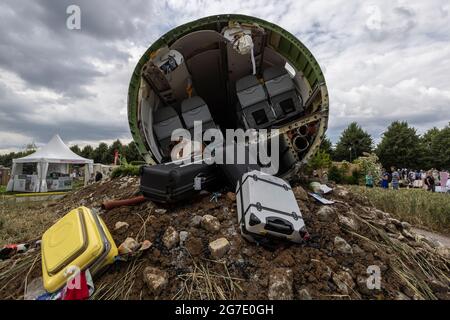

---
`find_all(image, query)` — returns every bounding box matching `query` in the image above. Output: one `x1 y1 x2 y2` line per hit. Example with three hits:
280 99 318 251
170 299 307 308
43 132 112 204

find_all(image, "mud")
1 177 449 300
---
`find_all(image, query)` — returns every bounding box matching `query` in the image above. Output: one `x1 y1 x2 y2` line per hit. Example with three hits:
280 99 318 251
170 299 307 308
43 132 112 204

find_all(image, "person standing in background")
381 170 389 189
440 171 449 192
365 171 374 188
425 171 436 192
391 167 400 190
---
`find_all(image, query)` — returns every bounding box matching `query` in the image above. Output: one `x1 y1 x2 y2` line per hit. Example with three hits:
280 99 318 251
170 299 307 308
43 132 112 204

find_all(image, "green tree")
429 123 450 169
80 145 94 159
93 142 110 164
308 150 332 170
70 145 81 155
376 121 422 169
124 141 143 163
333 122 373 162
420 127 440 169
320 135 333 157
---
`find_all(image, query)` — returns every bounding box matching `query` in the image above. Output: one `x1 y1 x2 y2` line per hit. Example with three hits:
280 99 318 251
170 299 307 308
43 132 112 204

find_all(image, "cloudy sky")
0 0 449 153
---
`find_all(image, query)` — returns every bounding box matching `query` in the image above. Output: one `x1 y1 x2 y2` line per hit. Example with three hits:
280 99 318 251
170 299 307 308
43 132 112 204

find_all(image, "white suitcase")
236 170 309 244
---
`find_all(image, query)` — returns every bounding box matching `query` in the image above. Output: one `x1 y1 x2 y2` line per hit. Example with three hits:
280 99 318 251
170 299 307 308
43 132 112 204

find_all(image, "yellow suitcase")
41 206 118 293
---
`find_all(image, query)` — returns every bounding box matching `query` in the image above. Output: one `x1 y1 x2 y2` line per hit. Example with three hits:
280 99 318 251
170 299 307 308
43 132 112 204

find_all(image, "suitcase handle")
264 217 293 235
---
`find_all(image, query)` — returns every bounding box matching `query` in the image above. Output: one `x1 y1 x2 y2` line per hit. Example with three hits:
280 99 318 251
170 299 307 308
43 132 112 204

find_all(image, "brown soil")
0 177 449 300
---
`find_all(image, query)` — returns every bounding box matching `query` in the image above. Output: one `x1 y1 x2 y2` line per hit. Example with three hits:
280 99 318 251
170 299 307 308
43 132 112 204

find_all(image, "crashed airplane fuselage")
127 14 329 179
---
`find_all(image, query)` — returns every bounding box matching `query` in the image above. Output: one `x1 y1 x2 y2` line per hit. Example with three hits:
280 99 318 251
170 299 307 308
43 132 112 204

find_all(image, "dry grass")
173 258 244 300
346 213 450 300
350 186 450 234
0 199 59 246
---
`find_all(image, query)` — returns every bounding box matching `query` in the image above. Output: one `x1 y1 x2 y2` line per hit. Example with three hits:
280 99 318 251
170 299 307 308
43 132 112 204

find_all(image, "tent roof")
13 135 93 164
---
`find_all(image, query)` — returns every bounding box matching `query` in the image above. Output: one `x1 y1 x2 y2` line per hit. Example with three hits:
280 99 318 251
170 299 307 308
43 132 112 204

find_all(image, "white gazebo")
6 135 93 192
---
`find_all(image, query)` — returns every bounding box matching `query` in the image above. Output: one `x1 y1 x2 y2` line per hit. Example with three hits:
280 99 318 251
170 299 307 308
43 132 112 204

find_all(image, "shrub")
111 164 141 178
328 165 343 183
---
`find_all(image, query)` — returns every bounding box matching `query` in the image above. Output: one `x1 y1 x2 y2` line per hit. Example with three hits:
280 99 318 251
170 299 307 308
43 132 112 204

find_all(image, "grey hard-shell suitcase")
236 170 309 244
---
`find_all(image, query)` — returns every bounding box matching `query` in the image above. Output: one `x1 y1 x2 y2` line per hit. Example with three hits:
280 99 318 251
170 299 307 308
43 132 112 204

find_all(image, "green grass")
0 200 60 246
350 186 450 235
0 185 6 194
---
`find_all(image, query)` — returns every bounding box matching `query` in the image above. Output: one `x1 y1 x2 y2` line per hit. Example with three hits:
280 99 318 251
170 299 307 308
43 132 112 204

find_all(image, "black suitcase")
140 160 219 203
217 142 260 189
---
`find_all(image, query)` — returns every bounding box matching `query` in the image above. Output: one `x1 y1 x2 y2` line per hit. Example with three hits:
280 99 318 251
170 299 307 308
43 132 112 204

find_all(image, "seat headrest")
263 66 288 81
181 96 207 112
153 106 179 123
236 75 261 92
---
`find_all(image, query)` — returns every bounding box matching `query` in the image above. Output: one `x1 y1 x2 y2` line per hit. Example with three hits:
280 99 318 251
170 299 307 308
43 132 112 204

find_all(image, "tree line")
320 121 450 170
0 140 143 168
1 121 449 170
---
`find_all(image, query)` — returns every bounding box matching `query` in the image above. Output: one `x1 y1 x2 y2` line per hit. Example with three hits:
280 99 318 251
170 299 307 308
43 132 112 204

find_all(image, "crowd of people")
365 167 450 193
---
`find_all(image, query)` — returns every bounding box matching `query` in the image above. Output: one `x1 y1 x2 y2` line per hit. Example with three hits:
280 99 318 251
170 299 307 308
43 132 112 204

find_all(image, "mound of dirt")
1 177 449 300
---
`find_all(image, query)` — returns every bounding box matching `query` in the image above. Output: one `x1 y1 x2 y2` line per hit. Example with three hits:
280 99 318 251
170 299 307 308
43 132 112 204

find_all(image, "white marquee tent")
6 135 93 192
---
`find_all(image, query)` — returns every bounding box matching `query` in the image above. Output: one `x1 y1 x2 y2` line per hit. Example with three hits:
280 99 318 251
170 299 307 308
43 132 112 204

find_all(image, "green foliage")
319 135 333 157
111 164 141 179
0 150 35 168
334 122 373 162
353 153 383 183
81 145 94 159
308 150 332 171
328 165 344 184
92 142 109 164
70 145 81 155
124 141 143 163
343 169 361 185
376 121 422 169
428 124 450 169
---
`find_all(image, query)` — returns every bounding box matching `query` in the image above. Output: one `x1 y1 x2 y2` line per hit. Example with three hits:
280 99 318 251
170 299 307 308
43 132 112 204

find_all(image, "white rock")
334 236 353 255
298 288 312 300
338 215 359 231
268 268 293 300
317 206 335 222
201 214 220 232
118 237 139 255
179 231 189 245
208 238 230 259
162 226 179 249
114 221 129 231
191 215 203 227
143 267 168 296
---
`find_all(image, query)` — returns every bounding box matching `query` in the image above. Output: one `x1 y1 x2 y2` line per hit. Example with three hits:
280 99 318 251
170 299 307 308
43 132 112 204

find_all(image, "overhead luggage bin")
263 66 303 119
236 75 276 128
181 96 217 135
41 207 117 293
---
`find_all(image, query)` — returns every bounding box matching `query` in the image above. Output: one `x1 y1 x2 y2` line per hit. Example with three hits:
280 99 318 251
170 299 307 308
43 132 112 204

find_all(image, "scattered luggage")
236 170 309 244
41 206 118 293
140 159 219 203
